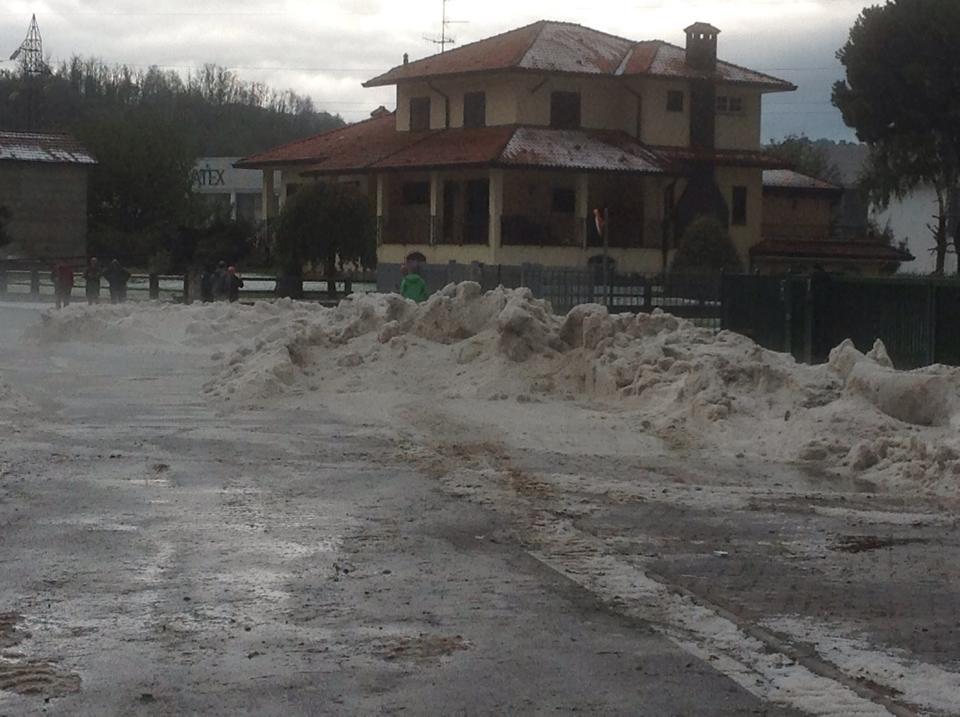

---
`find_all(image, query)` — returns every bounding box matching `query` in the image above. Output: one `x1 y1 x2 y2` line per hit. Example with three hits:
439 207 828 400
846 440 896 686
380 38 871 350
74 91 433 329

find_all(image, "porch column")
261 169 277 221
575 173 590 249
429 171 442 246
488 169 504 263
376 174 388 247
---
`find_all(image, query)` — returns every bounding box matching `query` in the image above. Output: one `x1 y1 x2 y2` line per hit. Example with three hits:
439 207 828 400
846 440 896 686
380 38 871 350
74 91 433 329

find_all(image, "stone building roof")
0 131 96 165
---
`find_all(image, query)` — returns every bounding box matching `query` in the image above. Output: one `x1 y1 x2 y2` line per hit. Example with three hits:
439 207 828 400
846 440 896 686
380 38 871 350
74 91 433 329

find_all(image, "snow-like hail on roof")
763 169 841 192
236 114 670 174
0 132 96 164
364 20 795 92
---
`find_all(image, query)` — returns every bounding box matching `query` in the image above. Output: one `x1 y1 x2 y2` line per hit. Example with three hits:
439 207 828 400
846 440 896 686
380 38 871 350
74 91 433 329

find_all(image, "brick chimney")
685 22 720 71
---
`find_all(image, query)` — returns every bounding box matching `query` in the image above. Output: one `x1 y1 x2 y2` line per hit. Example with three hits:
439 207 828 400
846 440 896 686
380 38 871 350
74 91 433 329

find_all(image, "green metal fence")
721 274 960 369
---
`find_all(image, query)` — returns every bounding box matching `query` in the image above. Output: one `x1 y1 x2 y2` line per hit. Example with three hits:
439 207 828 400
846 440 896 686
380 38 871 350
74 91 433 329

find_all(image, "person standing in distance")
83 257 102 305
104 259 131 304
399 261 428 303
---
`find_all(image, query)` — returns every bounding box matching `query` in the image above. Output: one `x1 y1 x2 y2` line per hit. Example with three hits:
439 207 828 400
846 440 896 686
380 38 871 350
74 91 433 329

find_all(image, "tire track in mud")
0 613 81 700
408 436 925 717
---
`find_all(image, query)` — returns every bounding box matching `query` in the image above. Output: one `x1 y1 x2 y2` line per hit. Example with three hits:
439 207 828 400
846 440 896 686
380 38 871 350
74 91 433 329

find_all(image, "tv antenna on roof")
423 0 467 53
9 14 44 75
8 14 44 129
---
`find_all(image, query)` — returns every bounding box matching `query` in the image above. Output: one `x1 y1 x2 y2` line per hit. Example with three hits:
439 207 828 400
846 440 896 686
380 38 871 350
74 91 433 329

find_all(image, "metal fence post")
0 270 6 298
30 269 40 298
803 277 814 364
183 273 191 304
781 279 793 356
149 273 160 300
927 281 938 366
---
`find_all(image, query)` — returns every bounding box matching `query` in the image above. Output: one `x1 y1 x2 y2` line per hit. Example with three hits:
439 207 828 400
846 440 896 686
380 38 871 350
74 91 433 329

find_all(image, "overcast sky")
0 0 879 142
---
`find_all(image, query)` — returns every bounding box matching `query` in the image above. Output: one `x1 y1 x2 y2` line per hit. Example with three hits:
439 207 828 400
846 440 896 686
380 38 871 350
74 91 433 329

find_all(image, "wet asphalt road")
0 303 793 715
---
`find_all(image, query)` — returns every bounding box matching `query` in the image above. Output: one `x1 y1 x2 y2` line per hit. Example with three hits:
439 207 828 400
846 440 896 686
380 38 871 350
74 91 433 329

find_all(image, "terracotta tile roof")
237 112 778 175
237 114 668 175
751 239 914 263
627 42 794 89
656 146 788 169
763 169 841 192
0 131 96 164
370 126 515 170
235 113 419 169
364 20 794 92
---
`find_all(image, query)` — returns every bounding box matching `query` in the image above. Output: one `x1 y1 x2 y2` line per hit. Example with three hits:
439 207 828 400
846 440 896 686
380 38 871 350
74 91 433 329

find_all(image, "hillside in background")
0 58 344 155
0 59 347 266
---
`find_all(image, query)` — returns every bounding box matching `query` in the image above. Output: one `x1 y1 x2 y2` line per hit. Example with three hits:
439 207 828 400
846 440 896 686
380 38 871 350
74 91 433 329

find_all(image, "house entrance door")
465 179 490 245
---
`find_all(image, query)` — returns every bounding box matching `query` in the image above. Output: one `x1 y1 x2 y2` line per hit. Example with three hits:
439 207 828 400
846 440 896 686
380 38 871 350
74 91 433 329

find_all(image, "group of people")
51 254 424 308
200 262 244 303
51 258 131 309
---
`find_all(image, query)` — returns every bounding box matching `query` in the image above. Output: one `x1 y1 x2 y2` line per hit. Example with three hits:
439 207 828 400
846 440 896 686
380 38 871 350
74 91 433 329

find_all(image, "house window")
732 186 748 225
716 95 744 114
552 188 575 214
550 91 581 129
402 181 429 205
666 90 684 113
463 91 486 128
409 97 431 131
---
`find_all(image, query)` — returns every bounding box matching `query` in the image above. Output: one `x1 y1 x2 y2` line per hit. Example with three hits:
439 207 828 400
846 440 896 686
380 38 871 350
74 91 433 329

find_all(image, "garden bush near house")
274 182 376 297
671 216 743 275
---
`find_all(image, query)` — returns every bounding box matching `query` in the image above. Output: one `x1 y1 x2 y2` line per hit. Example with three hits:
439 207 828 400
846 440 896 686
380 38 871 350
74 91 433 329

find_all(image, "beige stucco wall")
395 81 451 131
714 87 762 150
515 75 631 132
625 78 689 147
444 76 518 128
392 73 764 155
379 242 665 274
0 162 88 259
715 166 763 266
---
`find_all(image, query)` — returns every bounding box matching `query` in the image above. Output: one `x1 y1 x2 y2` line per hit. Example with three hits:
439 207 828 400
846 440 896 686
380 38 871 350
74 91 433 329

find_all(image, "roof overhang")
751 240 914 263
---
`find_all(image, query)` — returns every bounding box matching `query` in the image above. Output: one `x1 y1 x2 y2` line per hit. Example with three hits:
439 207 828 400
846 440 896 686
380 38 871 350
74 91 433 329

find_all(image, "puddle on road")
376 634 471 662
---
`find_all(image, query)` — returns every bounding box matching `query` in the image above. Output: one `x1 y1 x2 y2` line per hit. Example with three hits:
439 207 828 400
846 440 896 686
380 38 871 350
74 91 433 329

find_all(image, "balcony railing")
382 213 432 245
438 216 489 246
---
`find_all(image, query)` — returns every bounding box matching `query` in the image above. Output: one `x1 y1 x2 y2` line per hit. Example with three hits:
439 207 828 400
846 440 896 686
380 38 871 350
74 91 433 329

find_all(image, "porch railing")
501 214 579 247
438 216 489 246
381 213 432 245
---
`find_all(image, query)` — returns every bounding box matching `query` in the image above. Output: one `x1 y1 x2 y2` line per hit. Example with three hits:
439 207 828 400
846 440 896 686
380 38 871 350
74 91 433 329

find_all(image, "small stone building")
0 131 96 260
753 169 912 275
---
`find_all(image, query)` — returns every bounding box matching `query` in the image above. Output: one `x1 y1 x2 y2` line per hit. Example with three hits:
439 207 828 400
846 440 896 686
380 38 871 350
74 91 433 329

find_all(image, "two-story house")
237 21 795 281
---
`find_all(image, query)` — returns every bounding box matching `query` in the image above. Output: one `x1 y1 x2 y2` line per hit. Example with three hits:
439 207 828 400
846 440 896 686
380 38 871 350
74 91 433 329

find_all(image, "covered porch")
373 167 672 273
